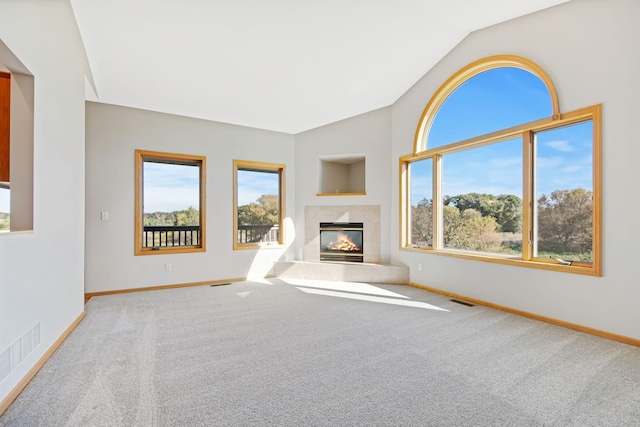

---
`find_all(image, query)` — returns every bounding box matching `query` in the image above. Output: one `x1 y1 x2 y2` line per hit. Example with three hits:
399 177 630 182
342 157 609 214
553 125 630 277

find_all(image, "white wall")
349 159 366 193
391 0 640 339
294 107 392 263
0 0 88 403
85 102 296 293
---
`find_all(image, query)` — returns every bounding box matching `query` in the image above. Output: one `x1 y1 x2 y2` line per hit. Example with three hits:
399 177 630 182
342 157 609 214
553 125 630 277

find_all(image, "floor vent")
210 283 231 287
450 299 475 307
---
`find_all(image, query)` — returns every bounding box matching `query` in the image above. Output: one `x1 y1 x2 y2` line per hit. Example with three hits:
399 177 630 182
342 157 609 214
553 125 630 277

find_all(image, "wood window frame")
0 71 9 184
233 159 285 250
400 55 602 276
135 149 206 255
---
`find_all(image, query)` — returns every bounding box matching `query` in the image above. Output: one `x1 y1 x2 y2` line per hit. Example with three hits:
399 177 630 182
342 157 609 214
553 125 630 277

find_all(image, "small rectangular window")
409 158 433 247
233 160 285 249
0 71 10 232
0 187 8 232
135 150 206 255
533 121 593 264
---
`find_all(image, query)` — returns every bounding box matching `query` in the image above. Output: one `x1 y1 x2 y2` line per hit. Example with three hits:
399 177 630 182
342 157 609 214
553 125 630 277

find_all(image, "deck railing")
143 225 200 248
237 224 279 244
143 224 280 248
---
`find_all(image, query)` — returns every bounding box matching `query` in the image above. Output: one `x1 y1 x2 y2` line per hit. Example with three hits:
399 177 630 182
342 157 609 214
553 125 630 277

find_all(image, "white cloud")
237 170 279 205
143 162 200 212
544 139 574 152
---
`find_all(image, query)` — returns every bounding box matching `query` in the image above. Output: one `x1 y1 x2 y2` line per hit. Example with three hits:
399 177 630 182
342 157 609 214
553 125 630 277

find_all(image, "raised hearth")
274 205 408 284
273 261 409 285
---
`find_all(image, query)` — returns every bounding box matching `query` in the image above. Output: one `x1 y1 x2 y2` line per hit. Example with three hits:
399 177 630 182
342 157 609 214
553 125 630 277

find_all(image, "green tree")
176 206 199 226
411 198 433 246
238 194 279 225
537 188 592 257
495 194 522 233
445 192 521 233
459 209 501 251
443 207 501 252
143 208 199 226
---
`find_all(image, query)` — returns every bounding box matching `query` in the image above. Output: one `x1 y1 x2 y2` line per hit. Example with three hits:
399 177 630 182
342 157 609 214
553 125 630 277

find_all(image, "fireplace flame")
327 233 362 252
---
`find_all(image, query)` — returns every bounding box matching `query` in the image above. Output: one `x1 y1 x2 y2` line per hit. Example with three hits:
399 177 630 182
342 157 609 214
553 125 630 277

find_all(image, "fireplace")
319 222 364 262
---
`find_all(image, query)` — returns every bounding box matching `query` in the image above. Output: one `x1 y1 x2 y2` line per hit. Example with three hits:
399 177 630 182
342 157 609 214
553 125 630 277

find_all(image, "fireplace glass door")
319 222 364 262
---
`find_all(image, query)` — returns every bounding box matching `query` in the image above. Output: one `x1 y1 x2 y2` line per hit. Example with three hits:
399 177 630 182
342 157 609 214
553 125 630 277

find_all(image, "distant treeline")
412 189 593 262
144 206 199 226
0 213 9 230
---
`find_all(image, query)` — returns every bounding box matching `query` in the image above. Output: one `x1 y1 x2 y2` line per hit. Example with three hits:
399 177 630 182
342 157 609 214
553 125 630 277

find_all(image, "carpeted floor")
1 278 639 426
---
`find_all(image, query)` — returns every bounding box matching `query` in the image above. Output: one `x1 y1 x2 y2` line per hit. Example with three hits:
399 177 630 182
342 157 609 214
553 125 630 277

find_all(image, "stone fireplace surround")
273 205 409 284
305 205 380 263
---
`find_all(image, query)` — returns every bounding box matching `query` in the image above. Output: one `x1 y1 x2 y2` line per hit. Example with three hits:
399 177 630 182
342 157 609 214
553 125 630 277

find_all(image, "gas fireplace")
319 222 364 262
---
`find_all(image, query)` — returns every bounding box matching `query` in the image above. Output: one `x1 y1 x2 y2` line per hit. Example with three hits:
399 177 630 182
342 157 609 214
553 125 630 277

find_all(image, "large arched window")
400 55 601 275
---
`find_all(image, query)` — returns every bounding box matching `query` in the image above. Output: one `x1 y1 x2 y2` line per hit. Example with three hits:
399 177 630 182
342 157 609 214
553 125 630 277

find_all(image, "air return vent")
0 322 41 385
450 299 475 307
0 347 10 383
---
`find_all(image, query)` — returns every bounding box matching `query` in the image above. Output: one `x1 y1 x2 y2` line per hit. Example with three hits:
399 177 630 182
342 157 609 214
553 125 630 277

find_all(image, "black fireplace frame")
319 222 364 263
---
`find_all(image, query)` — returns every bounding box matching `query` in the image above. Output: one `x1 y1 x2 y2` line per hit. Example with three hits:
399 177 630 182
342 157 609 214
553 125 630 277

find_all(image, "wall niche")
317 154 365 196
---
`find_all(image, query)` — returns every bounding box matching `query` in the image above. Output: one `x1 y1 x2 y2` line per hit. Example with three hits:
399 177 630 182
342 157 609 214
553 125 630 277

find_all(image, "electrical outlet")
418 263 423 271
165 263 172 272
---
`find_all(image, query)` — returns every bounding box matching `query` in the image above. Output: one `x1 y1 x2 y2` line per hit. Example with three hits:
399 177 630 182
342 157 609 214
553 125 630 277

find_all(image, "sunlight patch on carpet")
280 278 410 298
296 287 449 311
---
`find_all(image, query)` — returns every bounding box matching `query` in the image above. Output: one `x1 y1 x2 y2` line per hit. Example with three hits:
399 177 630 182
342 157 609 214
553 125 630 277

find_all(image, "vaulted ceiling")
70 0 569 134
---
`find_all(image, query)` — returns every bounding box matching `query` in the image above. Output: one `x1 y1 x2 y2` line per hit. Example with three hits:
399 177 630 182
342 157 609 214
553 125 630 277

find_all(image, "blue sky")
0 69 592 215
236 169 279 206
143 162 200 213
1 162 281 214
410 67 593 206
143 164 279 213
0 188 8 212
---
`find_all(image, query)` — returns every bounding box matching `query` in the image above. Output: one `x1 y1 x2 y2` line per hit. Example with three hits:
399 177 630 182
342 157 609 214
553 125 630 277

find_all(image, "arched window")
400 55 601 275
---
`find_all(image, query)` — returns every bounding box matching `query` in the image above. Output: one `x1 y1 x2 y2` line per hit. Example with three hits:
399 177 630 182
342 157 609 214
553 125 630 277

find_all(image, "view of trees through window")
441 137 523 255
534 121 593 262
136 150 205 253
235 162 283 247
143 161 200 227
406 60 598 269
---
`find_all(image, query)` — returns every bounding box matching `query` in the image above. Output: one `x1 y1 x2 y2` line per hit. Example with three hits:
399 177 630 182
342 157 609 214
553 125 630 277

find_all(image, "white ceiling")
70 0 568 134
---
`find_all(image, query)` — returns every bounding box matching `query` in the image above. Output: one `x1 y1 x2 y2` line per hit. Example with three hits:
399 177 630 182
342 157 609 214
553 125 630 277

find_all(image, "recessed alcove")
317 154 365 196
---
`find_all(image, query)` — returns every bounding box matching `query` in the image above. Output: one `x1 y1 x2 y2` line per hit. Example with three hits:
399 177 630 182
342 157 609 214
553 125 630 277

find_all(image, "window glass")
135 150 205 255
533 121 593 263
234 161 284 248
409 158 433 247
428 67 551 149
1 71 10 231
401 56 601 275
0 187 8 232
441 138 523 255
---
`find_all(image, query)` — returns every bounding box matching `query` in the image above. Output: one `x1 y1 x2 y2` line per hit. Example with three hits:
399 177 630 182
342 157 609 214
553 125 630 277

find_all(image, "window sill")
234 242 285 251
135 246 205 256
316 192 366 197
0 229 34 236
401 246 600 276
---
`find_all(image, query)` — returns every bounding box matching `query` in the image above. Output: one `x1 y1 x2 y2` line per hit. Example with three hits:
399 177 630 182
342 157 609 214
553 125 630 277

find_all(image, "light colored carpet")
1 278 639 426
